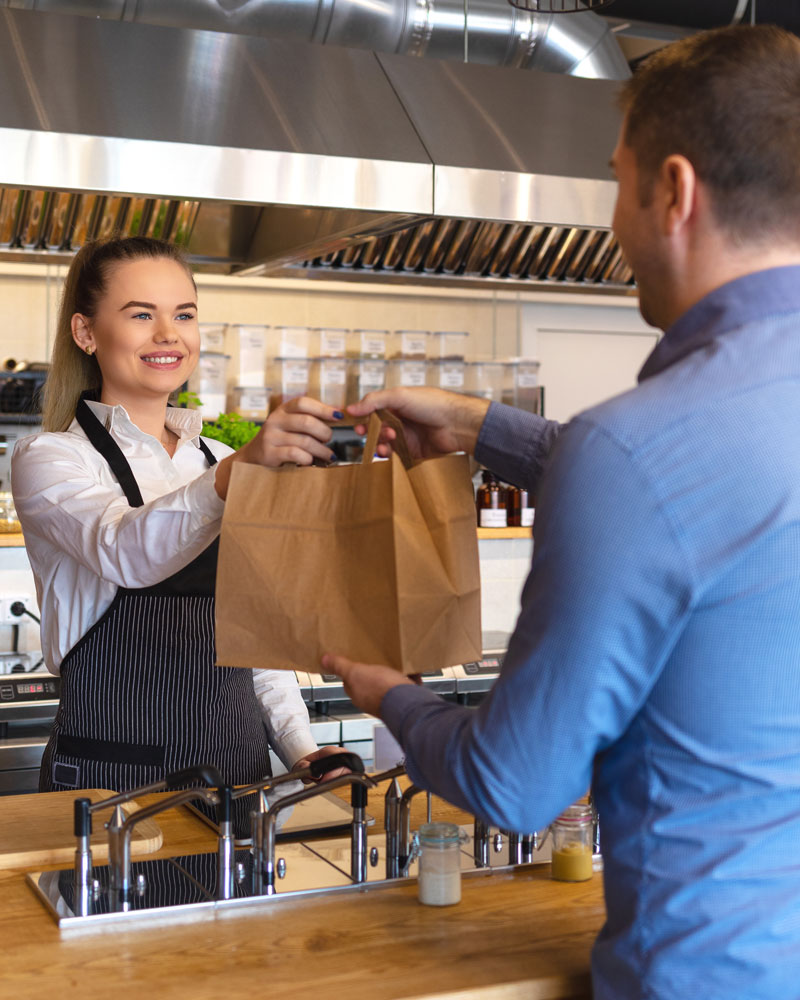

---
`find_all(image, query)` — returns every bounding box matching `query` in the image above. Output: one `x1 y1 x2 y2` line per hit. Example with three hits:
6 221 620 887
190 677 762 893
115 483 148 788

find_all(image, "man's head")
610 25 800 329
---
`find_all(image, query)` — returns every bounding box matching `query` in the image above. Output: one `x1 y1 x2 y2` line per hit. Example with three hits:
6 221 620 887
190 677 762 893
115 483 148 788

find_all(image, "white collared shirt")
11 400 317 769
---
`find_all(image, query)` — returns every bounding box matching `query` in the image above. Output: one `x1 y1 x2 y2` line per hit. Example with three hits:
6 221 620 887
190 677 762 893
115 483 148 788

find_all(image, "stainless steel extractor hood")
0 5 633 291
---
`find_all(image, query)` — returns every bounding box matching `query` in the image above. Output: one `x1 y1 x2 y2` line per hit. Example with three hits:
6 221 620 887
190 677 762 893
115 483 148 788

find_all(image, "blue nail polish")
333 410 344 420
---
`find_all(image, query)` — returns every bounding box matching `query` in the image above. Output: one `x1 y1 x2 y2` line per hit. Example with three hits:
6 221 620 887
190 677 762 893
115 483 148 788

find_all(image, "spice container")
427 359 465 392
272 326 310 359
230 386 269 421
198 323 227 353
350 329 388 360
432 330 469 360
314 357 347 411
315 328 348 358
392 330 429 359
476 470 507 528
346 358 386 407
270 357 310 410
550 804 594 882
417 822 463 907
0 493 20 533
386 359 427 389
226 324 268 388
514 359 542 413
464 360 505 401
188 353 228 420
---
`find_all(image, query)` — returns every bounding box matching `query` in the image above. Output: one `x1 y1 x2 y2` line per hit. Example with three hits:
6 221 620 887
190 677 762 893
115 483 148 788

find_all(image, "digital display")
16 681 44 694
463 657 501 676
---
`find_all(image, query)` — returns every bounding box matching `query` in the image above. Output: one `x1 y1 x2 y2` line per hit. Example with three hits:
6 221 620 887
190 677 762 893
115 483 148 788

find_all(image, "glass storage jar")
0 492 20 533
550 804 594 882
417 822 463 907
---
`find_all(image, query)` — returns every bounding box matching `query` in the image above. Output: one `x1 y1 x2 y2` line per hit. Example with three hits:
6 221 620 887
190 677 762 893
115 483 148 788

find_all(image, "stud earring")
84 346 94 356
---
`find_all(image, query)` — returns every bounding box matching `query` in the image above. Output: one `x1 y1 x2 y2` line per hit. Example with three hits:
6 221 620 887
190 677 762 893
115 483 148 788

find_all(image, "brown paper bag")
215 411 481 675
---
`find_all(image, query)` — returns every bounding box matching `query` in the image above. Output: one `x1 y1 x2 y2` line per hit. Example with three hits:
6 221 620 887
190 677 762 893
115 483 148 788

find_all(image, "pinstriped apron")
40 397 271 835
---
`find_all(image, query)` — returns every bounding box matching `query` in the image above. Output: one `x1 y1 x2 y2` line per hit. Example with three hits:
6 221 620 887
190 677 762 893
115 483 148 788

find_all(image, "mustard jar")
416 822 464 906
550 804 594 882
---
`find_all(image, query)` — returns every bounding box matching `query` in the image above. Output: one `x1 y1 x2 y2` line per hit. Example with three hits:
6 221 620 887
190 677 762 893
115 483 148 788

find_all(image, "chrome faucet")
106 787 220 909
398 783 426 872
253 772 376 895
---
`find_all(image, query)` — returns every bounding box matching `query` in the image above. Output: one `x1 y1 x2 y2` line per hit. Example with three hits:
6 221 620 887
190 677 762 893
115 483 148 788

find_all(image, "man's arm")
328 417 694 832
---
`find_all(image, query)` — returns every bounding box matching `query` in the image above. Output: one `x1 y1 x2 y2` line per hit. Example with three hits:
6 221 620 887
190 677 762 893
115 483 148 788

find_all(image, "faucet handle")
308 751 364 779
164 764 225 790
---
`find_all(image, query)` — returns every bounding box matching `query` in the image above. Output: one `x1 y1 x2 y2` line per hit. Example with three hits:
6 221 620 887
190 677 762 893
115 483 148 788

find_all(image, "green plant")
175 390 260 450
201 412 261 450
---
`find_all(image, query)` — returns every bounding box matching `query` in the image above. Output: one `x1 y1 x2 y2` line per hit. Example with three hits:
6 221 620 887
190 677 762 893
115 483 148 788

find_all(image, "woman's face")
72 256 200 407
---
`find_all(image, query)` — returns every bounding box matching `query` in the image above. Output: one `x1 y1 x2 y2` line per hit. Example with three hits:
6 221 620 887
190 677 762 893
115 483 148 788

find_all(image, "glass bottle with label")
507 486 535 528
476 470 507 528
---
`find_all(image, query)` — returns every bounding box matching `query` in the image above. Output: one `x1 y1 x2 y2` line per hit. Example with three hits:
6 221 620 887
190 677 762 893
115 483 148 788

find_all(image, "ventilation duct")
0 4 632 291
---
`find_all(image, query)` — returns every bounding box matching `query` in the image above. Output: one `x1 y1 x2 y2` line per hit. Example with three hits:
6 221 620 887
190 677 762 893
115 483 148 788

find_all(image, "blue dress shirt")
382 265 800 999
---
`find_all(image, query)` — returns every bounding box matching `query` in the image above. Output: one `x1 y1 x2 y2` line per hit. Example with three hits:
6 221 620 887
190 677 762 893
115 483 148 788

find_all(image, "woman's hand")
346 387 490 460
214 397 342 499
292 744 353 782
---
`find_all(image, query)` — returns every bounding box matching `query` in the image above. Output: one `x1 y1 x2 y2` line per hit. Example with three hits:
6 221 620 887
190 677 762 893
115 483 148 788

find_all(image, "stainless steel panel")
435 165 616 228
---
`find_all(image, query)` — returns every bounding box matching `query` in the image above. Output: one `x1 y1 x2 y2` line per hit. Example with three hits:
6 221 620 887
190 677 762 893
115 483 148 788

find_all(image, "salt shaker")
550 804 594 882
417 822 463 906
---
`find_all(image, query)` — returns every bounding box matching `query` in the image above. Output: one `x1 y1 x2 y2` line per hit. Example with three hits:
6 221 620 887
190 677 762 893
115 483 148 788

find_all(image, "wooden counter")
0 787 605 1000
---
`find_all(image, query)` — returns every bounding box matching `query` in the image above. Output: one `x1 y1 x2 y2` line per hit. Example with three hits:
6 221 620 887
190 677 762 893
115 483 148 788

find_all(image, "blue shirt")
383 265 800 1000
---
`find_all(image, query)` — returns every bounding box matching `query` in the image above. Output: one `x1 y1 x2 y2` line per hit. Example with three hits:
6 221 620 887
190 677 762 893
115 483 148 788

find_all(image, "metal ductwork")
1 0 630 79
0 3 633 291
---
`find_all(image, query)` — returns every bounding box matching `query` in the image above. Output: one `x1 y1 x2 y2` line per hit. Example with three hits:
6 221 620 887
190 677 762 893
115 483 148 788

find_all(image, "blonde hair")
43 237 196 432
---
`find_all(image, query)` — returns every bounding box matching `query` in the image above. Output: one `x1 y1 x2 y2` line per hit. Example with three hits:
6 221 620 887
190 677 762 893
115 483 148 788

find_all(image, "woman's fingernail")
333 410 344 420
329 452 337 463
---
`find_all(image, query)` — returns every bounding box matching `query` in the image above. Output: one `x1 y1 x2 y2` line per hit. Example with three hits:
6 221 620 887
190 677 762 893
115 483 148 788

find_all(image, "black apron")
40 398 272 836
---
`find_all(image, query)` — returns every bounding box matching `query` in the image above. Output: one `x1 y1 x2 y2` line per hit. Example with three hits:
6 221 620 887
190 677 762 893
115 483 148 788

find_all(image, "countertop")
0 784 605 1000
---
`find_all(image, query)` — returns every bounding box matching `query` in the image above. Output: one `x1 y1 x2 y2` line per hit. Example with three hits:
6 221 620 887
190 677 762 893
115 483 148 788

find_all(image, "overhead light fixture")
506 0 617 12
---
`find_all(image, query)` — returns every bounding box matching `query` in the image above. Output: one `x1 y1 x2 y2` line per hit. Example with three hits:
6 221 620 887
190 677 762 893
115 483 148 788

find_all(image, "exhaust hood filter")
303 218 634 288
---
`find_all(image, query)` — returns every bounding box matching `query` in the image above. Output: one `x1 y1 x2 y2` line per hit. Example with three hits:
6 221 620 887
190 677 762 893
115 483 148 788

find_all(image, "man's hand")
321 653 415 717
346 387 489 460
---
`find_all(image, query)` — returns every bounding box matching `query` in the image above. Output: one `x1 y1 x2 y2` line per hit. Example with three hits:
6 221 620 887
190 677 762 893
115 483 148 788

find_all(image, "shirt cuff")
273 729 319 770
381 683 441 744
189 464 226 522
475 401 558 490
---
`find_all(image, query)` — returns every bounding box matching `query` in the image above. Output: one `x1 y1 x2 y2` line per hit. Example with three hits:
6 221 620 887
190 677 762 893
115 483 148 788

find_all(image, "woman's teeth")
142 355 180 364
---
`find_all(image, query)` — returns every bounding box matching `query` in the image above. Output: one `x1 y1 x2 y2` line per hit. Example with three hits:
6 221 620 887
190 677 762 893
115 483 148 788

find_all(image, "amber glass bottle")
476 470 507 527
507 485 535 528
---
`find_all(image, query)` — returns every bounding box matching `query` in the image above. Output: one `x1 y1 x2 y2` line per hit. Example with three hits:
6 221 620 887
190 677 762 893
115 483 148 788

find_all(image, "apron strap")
76 394 218 508
75 395 145 508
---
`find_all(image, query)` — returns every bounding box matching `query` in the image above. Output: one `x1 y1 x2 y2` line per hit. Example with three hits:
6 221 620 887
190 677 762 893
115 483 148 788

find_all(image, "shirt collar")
82 400 205 444
638 265 800 382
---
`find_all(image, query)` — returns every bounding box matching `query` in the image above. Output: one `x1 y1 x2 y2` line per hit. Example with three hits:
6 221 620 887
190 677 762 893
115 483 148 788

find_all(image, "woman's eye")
176 312 196 321
132 312 152 320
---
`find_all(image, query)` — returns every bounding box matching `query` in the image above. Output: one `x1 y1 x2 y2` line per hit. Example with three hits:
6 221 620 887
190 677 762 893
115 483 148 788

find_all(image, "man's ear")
660 154 697 237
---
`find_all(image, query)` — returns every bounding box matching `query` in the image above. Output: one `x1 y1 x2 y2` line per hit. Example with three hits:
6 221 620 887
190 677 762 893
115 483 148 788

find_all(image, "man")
324 24 800 1000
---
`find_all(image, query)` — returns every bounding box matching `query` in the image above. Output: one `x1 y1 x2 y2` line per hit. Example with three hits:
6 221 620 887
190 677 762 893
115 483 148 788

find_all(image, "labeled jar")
550 804 594 882
417 822 463 907
476 470 507 528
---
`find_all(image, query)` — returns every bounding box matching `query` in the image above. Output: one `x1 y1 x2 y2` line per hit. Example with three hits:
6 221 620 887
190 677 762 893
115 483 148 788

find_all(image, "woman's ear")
71 314 95 356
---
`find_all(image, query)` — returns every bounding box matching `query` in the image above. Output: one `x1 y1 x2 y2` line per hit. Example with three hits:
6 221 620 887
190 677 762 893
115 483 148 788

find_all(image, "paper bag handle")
362 409 414 469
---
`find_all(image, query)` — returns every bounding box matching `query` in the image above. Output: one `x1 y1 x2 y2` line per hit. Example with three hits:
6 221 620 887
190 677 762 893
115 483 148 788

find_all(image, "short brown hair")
620 25 800 243
43 237 196 432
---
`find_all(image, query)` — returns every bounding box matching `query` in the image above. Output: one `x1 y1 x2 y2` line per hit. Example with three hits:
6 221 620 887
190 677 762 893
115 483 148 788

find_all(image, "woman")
11 236 342 831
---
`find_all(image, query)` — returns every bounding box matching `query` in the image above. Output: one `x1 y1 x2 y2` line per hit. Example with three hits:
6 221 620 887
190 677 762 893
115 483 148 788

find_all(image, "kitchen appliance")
0 653 58 794
0 7 631 293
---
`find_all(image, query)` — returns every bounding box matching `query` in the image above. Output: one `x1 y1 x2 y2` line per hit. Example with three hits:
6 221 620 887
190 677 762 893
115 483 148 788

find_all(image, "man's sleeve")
382 417 695 832
474 402 561 492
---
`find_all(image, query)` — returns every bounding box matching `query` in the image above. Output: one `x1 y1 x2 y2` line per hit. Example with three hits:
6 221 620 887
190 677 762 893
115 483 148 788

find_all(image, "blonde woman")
12 236 344 833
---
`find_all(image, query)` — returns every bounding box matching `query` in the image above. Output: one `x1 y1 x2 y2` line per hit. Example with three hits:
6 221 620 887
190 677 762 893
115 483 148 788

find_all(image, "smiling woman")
9 237 348 833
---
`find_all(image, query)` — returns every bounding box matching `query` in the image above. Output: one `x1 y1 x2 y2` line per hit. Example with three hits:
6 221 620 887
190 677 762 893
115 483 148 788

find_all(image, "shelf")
0 533 24 547
477 527 532 539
